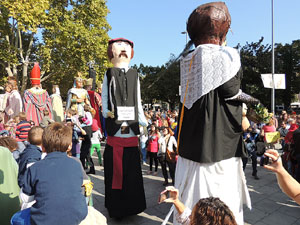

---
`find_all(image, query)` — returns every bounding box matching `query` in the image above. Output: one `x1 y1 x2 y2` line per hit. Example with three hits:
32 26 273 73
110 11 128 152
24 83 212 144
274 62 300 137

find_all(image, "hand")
242 116 250 131
263 149 284 173
162 186 179 203
107 111 115 119
77 98 84 103
7 108 14 116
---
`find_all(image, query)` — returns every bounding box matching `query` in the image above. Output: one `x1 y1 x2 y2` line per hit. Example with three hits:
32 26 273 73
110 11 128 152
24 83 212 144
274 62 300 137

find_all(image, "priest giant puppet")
23 63 52 126
102 38 147 218
170 2 252 225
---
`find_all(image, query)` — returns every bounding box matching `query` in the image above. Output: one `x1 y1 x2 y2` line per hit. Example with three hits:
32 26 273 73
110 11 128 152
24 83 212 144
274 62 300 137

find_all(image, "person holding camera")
264 149 300 205
159 186 237 225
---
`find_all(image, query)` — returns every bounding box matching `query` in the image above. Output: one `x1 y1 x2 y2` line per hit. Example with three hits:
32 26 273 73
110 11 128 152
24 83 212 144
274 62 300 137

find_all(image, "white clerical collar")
115 66 129 72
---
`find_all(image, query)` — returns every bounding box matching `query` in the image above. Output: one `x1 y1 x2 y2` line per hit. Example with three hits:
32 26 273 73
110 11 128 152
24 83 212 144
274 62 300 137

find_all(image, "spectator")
0 136 19 160
161 186 237 225
264 149 300 205
0 146 20 225
147 124 160 175
278 121 289 150
15 122 88 225
15 112 31 152
18 126 44 188
39 109 54 128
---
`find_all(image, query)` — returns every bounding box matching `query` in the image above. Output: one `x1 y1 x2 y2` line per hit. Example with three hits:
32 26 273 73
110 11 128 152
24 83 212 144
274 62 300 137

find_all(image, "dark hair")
28 126 44 145
42 122 72 153
0 136 18 152
43 109 49 116
191 197 237 225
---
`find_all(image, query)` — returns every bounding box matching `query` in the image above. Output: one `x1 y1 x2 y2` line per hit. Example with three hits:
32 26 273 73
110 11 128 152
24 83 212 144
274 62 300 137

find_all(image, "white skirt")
172 156 251 225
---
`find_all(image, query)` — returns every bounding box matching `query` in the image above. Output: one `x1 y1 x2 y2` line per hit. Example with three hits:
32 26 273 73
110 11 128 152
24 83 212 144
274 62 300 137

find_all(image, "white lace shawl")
180 44 241 109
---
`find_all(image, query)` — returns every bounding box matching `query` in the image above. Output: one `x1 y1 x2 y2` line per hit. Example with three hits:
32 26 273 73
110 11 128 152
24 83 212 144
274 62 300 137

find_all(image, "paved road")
89 144 300 225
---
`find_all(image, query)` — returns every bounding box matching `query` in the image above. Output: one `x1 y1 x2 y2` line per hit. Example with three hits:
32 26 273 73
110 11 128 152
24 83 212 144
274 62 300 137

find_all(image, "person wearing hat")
102 37 147 218
23 63 52 126
66 74 90 117
168 3 251 225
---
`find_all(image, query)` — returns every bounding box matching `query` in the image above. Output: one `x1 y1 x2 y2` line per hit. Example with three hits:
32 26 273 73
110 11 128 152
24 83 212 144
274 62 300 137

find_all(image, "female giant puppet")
102 38 147 218
170 2 252 225
23 63 52 126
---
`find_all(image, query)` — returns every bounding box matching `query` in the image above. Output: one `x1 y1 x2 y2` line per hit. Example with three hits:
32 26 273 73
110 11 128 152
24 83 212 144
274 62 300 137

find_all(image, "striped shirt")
16 120 31 142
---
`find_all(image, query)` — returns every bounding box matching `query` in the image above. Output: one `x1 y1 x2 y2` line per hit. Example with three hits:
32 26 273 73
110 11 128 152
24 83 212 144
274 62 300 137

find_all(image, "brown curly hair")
0 137 18 152
190 197 237 225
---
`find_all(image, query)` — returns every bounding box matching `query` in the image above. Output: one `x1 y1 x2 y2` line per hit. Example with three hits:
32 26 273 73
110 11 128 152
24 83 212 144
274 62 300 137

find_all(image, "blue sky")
107 0 300 67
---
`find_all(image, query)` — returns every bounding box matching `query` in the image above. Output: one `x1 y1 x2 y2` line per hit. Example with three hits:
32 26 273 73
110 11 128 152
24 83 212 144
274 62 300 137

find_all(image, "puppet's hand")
242 116 250 131
107 111 115 119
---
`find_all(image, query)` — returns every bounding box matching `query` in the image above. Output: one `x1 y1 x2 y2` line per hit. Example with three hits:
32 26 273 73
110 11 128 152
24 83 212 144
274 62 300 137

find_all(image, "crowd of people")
242 111 300 181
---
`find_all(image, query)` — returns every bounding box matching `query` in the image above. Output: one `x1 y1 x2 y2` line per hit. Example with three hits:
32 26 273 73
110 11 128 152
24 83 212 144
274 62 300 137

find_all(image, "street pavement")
89 144 300 225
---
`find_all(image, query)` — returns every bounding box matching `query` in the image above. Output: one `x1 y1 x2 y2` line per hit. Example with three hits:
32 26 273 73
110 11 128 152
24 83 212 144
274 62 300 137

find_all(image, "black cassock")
178 69 247 163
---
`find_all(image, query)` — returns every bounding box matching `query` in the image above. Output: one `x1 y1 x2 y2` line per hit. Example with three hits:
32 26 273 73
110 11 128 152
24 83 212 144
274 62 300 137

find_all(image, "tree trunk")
21 62 29 94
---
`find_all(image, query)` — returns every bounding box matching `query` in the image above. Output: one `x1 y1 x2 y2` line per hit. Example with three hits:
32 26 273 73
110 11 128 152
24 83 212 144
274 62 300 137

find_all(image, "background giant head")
107 38 134 67
187 2 231 47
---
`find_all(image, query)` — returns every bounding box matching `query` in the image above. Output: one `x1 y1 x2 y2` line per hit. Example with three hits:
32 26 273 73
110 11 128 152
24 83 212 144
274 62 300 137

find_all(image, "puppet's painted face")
76 79 83 88
111 41 132 67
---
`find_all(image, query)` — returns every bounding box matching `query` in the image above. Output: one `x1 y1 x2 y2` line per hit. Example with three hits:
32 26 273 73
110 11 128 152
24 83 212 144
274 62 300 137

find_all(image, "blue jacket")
22 151 87 225
18 144 42 187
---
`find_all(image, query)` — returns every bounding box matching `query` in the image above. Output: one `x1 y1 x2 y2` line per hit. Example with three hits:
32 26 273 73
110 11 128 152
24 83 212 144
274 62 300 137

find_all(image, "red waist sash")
107 136 139 190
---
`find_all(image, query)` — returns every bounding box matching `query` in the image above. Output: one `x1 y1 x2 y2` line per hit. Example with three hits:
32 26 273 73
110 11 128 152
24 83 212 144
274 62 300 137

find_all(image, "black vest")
105 67 140 136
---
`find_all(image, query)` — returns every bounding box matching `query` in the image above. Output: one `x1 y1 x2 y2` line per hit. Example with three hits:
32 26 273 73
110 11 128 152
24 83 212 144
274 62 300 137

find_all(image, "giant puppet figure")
84 78 103 133
50 85 64 122
171 3 251 225
102 38 147 218
23 63 52 126
66 75 90 117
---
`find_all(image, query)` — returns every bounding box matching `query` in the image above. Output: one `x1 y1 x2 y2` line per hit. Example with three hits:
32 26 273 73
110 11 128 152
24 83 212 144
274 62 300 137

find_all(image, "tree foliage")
136 55 180 110
240 37 300 110
0 0 110 96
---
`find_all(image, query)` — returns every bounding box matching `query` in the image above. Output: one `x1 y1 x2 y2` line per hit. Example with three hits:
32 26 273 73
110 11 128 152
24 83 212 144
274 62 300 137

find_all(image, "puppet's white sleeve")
102 74 109 118
137 78 147 126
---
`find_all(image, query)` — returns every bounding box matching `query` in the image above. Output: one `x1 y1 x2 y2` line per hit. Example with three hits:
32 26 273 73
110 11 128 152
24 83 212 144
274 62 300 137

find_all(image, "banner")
261 74 286 89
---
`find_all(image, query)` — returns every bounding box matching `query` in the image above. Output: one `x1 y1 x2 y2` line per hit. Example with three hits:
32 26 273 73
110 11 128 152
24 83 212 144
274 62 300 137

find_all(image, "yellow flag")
265 131 280 144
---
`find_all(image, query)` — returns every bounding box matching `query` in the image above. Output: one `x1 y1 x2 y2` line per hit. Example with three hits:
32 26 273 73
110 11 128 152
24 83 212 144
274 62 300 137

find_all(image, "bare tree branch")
41 72 55 82
18 29 24 62
25 33 34 62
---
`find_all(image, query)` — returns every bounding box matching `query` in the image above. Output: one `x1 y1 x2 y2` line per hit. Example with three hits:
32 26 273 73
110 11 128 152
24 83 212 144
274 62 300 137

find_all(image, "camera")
262 156 270 165
158 190 170 204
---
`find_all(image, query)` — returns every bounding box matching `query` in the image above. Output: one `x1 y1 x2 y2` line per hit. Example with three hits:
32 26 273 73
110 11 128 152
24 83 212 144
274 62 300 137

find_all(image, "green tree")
0 0 110 95
275 40 300 108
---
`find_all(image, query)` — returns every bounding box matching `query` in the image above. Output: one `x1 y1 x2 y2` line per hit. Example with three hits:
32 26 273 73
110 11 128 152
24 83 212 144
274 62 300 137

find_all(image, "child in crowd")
82 104 93 126
39 109 54 128
15 112 31 152
90 108 103 166
78 115 95 174
16 122 88 225
0 136 19 160
0 117 9 136
5 115 19 138
66 118 86 158
18 126 44 188
161 186 237 225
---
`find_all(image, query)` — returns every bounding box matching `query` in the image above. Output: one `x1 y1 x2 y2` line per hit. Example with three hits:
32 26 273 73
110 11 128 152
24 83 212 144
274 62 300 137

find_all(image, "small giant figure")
23 63 52 126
